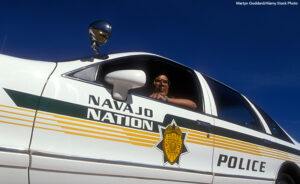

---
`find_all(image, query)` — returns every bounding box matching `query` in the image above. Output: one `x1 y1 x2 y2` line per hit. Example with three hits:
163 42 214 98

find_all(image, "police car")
0 21 299 184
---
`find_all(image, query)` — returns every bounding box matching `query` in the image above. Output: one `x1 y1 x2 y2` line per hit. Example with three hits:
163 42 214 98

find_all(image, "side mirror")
104 70 146 101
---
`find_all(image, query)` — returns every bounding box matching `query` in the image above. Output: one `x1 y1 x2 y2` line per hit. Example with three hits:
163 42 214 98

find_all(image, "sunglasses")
154 79 169 84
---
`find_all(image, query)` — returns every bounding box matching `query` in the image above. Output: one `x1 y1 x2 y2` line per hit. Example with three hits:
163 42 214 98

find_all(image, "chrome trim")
214 173 274 181
30 168 208 184
31 151 212 175
0 164 28 169
0 147 28 154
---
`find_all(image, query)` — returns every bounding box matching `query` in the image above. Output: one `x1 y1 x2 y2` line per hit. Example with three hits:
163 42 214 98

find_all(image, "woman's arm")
149 92 197 110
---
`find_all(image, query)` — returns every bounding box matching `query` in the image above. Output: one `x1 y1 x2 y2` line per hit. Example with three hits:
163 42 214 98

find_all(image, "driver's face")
153 75 169 96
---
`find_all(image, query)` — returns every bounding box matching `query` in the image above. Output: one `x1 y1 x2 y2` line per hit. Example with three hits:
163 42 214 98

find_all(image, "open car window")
68 55 204 112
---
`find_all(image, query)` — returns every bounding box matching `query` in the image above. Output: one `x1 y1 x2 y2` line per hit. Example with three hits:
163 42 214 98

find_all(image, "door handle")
197 120 211 128
196 120 211 138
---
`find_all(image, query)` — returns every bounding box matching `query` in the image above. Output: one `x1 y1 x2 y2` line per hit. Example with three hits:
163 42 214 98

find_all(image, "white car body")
0 52 299 184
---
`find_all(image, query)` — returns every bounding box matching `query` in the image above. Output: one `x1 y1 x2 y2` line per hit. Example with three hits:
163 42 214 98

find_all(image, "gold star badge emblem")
157 119 188 165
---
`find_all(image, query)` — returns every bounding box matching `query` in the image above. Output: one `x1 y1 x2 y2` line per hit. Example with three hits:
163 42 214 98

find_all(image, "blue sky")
0 0 299 141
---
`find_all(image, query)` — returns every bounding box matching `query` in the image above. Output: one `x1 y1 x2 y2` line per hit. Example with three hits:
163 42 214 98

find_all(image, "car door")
203 76 281 184
29 54 215 184
0 55 56 184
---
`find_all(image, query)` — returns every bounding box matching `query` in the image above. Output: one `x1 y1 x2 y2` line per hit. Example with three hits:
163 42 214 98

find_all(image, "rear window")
204 76 264 132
